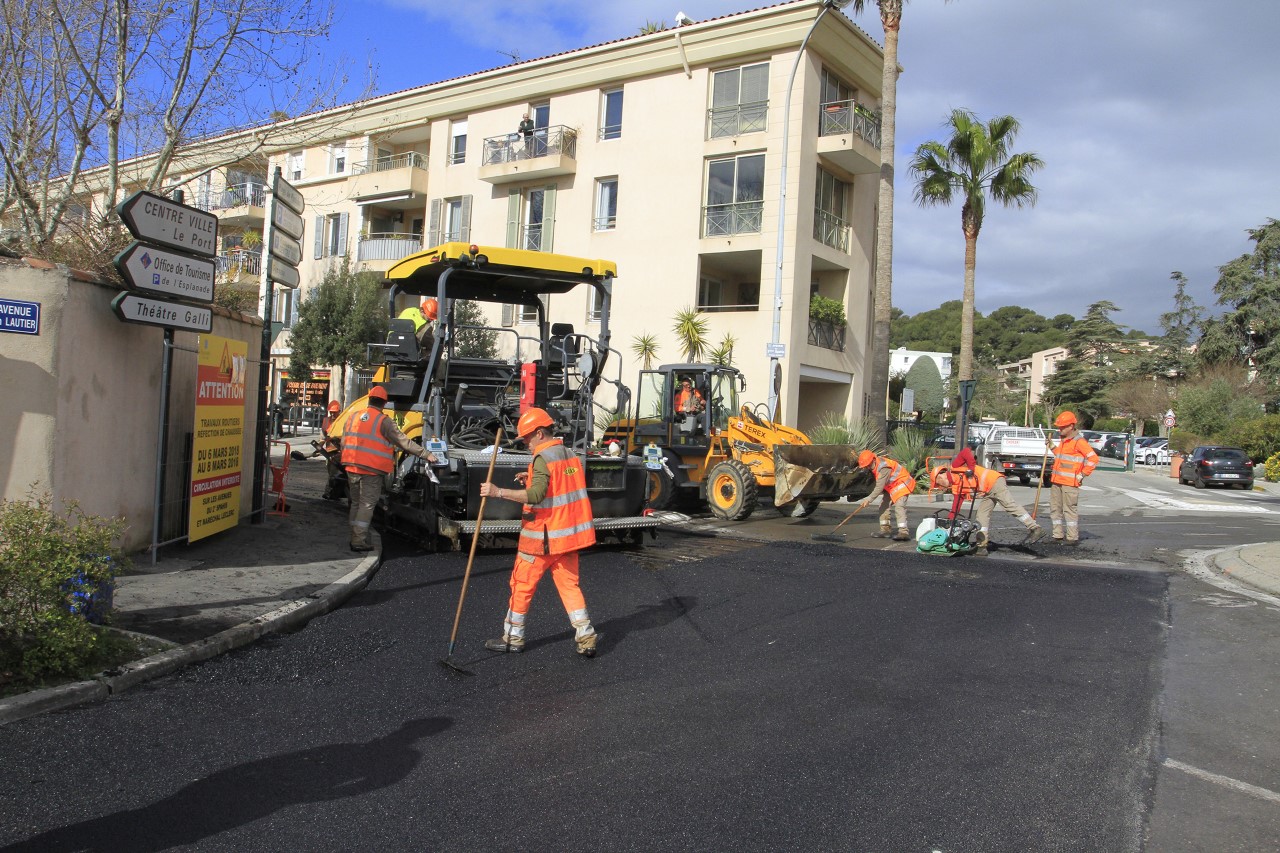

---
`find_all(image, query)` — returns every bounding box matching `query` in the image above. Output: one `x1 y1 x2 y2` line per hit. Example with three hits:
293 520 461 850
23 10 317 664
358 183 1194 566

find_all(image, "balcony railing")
707 101 768 139
482 125 578 166
818 100 882 149
351 152 427 174
197 182 266 212
357 233 422 262
813 208 850 252
215 250 262 279
808 317 847 352
518 224 544 252
703 201 763 238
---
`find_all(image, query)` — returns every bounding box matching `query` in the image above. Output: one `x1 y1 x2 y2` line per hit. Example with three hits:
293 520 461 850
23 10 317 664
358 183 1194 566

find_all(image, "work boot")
1063 539 1080 547
872 527 893 539
350 541 374 553
973 533 989 556
484 637 524 653
575 633 598 658
1024 526 1047 545
892 529 911 542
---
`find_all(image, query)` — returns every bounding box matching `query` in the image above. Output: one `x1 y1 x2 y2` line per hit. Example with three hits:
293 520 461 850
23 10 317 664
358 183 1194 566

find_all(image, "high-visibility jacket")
1050 436 1098 486
341 408 396 475
675 388 703 413
321 414 338 452
949 465 1003 499
877 456 917 503
518 438 597 556
396 306 428 331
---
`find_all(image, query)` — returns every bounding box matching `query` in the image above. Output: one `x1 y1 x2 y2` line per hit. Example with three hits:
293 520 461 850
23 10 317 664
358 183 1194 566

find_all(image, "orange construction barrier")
268 440 291 515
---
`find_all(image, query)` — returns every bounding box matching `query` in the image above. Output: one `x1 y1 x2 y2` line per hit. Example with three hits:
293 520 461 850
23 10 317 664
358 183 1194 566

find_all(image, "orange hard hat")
857 449 877 468
1054 411 1077 428
421 297 438 321
327 400 341 413
517 407 554 439
931 466 952 490
368 385 388 402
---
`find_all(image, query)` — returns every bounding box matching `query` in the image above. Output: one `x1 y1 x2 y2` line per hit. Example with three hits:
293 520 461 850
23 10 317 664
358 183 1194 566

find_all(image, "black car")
1178 445 1255 489
1101 435 1130 459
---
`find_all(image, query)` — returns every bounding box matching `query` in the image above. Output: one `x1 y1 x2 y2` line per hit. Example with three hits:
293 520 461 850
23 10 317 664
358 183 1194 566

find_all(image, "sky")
319 0 1280 335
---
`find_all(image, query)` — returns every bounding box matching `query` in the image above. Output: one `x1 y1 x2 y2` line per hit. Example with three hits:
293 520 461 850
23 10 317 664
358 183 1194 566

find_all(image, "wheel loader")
601 363 873 520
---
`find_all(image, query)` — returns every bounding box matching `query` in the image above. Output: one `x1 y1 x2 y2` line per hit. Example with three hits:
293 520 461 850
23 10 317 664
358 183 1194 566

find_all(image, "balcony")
816 100 881 175
357 233 422 264
702 202 763 238
215 250 262 284
478 126 578 185
808 318 847 352
349 152 428 206
197 182 266 227
707 101 768 139
813 208 850 253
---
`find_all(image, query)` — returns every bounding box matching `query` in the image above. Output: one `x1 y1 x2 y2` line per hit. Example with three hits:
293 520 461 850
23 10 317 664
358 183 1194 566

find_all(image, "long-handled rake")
810 501 870 543
1031 446 1051 519
440 428 503 676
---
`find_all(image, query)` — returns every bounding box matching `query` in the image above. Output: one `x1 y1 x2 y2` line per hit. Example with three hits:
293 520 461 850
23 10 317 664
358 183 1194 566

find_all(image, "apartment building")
143 1 886 432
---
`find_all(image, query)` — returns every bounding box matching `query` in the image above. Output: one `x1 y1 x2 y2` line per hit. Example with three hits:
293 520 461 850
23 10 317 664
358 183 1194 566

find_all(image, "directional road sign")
271 202 304 240
270 231 303 266
269 257 300 288
117 191 217 257
112 291 212 333
115 242 215 303
272 177 305 215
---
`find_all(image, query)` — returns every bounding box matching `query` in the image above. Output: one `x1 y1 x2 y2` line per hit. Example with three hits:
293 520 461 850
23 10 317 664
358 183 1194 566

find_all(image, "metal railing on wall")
481 125 578 165
703 202 763 237
818 100 882 148
707 102 768 138
351 151 427 174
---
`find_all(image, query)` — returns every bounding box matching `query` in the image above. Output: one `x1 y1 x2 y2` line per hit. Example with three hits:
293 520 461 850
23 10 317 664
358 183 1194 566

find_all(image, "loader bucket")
773 445 873 506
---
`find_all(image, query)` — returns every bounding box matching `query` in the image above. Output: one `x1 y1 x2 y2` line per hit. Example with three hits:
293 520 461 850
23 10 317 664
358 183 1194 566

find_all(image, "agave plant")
808 413 884 454
889 426 931 484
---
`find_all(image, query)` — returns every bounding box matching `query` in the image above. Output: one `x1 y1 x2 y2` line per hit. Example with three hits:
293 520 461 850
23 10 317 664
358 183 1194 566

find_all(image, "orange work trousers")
508 550 587 617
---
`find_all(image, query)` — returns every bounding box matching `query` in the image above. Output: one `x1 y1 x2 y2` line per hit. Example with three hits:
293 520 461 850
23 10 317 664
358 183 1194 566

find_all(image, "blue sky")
318 0 1280 335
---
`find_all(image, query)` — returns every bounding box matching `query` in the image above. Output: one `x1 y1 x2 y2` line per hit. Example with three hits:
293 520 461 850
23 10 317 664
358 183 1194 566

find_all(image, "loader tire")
707 459 758 521
645 466 676 511
775 498 820 518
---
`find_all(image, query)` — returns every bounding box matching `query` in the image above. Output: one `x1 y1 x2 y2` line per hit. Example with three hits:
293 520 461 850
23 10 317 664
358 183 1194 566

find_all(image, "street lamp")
768 0 853 420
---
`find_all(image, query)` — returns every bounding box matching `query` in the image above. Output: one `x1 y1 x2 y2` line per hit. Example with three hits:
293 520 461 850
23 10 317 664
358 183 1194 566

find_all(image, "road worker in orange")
340 385 437 552
479 407 599 657
932 449 1047 555
319 399 344 500
854 449 916 541
1048 411 1099 545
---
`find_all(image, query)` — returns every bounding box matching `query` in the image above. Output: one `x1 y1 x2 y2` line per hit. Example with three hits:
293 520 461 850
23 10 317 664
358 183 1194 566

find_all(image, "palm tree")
631 333 660 370
672 307 710 362
909 108 1043 385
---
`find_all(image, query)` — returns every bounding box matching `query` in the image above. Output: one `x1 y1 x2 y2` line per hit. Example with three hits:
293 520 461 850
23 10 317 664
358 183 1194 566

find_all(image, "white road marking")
1127 489 1271 513
1163 758 1280 805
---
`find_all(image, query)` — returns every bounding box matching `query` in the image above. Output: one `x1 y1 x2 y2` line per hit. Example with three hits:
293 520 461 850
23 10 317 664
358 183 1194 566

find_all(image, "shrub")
1264 452 1280 483
0 492 129 685
1217 414 1280 462
1094 417 1130 432
808 295 846 326
808 412 882 452
1168 431 1205 454
889 427 930 486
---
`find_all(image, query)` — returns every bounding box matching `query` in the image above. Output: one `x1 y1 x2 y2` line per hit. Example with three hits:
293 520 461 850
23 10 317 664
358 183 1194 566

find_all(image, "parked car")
1101 435 1130 459
1082 430 1126 453
1177 445 1255 489
1137 438 1169 465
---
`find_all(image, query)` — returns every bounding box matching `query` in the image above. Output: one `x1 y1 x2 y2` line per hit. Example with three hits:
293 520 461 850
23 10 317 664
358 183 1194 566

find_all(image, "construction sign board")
189 334 248 542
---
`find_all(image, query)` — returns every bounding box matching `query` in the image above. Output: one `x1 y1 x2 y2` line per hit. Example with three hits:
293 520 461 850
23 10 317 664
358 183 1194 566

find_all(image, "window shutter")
505 189 520 248
541 186 556 252
337 213 349 257
313 215 323 259
501 303 514 327
741 63 769 104
712 68 738 108
459 195 472 243
427 198 441 246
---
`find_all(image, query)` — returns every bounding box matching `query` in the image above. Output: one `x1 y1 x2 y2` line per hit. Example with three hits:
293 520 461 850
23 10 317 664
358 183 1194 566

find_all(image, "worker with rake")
932 448 1047 556
853 449 917 541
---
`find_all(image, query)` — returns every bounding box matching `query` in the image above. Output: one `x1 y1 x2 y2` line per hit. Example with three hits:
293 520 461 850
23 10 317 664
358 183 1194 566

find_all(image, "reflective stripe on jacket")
341 408 395 475
518 439 597 556
878 457 917 503
1051 436 1098 486
950 465 1003 499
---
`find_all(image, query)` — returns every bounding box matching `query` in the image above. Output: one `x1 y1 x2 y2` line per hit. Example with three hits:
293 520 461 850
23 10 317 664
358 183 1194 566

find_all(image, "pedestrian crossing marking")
1127 489 1271 514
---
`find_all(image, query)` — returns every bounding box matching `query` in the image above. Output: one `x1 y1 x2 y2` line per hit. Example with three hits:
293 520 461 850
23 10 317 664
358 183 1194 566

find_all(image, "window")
288 151 303 182
813 168 850 251
522 188 545 250
506 185 555 252
594 178 618 231
704 153 765 237
587 288 603 323
697 276 759 313
330 143 347 175
449 120 468 165
709 62 769 138
429 195 472 244
274 287 299 328
820 67 854 108
600 89 623 140
313 212 348 258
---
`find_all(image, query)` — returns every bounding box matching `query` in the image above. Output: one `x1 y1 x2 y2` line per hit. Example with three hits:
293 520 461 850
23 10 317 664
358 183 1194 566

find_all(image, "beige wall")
0 259 263 553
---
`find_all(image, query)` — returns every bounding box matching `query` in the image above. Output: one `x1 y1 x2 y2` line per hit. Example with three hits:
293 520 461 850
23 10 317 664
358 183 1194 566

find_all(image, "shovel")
440 428 503 676
810 500 870 542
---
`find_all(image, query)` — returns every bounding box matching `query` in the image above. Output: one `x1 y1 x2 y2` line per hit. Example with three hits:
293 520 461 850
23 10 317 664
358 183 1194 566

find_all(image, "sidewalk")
1208 473 1280 599
0 437 374 725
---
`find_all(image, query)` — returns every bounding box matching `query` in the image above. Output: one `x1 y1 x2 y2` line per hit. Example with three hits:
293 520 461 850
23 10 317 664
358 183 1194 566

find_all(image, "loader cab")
629 364 741 451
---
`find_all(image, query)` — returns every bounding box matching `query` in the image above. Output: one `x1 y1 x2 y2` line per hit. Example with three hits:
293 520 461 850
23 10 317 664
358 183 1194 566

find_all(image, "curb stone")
0 547 380 727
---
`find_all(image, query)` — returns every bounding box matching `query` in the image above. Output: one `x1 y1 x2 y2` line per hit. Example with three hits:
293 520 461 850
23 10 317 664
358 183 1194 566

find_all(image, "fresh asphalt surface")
0 536 1166 851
